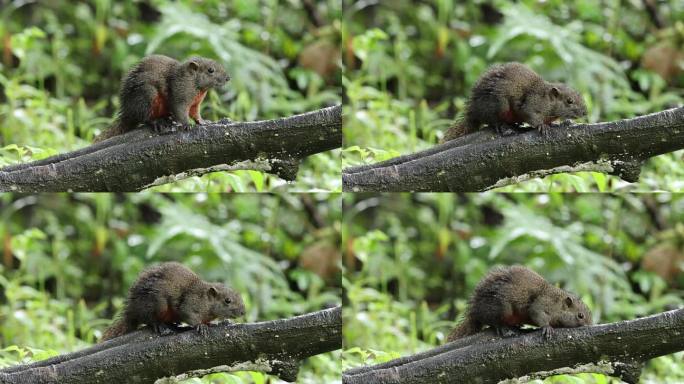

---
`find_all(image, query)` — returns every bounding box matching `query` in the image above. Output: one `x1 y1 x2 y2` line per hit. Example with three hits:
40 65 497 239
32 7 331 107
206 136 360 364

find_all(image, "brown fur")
443 62 586 141
100 262 245 341
447 265 591 341
94 55 229 142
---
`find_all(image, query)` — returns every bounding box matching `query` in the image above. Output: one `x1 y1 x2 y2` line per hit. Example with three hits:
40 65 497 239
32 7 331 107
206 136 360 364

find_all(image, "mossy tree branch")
0 105 341 192
342 308 684 384
0 306 341 384
342 106 684 192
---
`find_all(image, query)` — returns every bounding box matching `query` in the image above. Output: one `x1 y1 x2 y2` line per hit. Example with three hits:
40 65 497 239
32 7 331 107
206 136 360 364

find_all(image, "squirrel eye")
224 298 231 304
578 313 584 319
567 98 573 104
208 67 215 74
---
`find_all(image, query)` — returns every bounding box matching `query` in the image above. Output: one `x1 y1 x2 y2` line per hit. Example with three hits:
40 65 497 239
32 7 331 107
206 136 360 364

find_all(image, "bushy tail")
446 312 479 342
441 119 468 143
93 119 125 143
100 317 131 342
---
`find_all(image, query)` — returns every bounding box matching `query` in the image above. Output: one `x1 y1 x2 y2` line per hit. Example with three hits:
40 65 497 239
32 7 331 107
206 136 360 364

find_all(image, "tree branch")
0 306 341 384
0 105 341 192
342 308 684 384
342 107 684 192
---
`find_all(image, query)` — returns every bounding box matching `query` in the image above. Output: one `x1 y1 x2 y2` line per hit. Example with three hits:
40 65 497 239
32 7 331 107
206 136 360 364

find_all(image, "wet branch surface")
342 106 684 192
342 308 684 384
0 306 341 384
0 105 341 192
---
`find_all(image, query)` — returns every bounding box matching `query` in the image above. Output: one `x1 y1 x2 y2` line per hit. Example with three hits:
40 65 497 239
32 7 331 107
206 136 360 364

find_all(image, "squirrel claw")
196 324 209 337
559 119 573 128
152 323 175 336
541 325 553 340
178 123 193 131
149 118 175 134
492 124 515 137
537 124 550 137
494 325 517 337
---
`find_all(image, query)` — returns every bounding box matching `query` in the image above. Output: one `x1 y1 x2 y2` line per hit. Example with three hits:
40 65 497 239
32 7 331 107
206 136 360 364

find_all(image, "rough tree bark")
0 105 341 192
342 308 684 384
342 106 684 192
0 306 341 384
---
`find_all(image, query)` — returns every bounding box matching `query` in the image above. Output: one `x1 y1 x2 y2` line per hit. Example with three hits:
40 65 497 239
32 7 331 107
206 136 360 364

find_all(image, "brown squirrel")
447 265 591 341
101 262 245 341
94 55 230 142
443 62 586 141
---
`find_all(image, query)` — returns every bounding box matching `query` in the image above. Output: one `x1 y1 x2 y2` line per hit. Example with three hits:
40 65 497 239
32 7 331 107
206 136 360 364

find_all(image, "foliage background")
342 0 684 192
0 193 342 384
342 193 684 383
0 0 341 192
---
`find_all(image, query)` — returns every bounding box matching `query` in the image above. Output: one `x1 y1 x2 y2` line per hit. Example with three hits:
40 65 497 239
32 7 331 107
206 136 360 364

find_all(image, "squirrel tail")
93 118 125 143
441 111 474 143
100 317 131 342
441 120 468 143
446 310 479 342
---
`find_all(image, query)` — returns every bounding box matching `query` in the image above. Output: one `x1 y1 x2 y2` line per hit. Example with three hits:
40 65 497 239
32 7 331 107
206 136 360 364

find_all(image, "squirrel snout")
216 74 230 88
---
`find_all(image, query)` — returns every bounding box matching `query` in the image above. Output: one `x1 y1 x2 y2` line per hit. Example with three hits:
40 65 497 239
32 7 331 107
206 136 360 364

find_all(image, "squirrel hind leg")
196 323 210 337
120 84 158 127
148 116 177 134
490 122 519 136
492 325 519 337
537 123 551 137
150 322 176 336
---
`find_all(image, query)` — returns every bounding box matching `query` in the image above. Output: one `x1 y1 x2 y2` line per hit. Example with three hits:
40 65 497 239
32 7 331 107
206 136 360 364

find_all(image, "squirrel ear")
208 286 218 297
565 296 574 307
188 60 200 71
550 86 560 98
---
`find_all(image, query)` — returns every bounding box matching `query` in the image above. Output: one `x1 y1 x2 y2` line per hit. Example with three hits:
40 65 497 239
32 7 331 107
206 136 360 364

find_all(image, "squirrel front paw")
540 325 554 340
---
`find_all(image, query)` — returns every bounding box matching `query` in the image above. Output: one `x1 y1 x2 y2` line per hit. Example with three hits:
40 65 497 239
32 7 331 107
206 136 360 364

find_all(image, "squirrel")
442 62 587 141
100 262 245 341
447 265 591 341
94 55 230 142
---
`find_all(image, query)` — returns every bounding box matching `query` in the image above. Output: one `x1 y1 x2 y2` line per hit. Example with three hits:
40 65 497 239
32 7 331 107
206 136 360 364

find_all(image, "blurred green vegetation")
0 193 342 383
342 193 684 383
0 0 341 192
342 0 684 192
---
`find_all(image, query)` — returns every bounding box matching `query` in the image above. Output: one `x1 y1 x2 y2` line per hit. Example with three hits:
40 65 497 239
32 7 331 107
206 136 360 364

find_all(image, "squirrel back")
447 265 591 342
100 262 245 341
442 62 586 142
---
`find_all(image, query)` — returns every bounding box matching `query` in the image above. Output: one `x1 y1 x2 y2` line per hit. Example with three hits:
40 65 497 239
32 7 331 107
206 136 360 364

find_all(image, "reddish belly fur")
188 90 207 120
150 92 169 119
502 312 529 326
499 109 524 124
157 307 179 323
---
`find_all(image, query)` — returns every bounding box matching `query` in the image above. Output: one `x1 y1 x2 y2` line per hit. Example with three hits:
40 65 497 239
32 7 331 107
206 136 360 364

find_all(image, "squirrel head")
551 293 593 328
184 57 230 90
547 83 587 120
206 283 246 320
